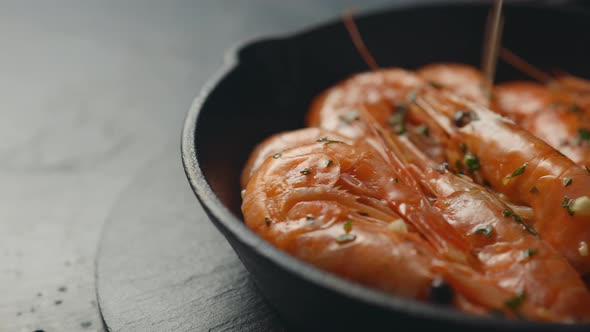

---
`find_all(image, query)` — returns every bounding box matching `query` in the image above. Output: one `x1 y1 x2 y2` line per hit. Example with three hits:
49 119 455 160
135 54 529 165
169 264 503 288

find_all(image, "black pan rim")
181 2 590 330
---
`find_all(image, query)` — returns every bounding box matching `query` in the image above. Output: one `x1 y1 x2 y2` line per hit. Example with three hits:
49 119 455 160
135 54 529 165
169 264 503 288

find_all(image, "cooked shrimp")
307 63 488 140
307 68 423 139
417 63 487 103
307 65 464 160
242 135 557 320
414 88 590 274
241 128 353 188
361 111 590 320
493 82 590 165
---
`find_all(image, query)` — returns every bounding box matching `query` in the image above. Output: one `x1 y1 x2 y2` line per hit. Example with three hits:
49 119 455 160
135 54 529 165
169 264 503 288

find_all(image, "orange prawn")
241 132 559 320
357 105 590 320
412 87 590 275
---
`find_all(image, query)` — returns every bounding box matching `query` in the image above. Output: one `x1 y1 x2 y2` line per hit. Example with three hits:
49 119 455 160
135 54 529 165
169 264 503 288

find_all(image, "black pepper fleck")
429 277 454 305
452 110 474 127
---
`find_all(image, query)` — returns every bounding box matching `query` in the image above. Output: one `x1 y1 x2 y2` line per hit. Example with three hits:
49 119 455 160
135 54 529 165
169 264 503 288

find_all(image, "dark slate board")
96 148 285 331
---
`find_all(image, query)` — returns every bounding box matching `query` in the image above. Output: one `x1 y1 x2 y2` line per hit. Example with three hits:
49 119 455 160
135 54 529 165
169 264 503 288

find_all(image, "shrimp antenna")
499 47 554 83
343 10 380 71
480 0 504 102
356 106 421 192
413 96 454 138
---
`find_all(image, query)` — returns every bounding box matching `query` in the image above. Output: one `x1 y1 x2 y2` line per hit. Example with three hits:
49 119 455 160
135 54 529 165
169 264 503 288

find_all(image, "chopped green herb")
521 224 539 237
474 225 493 238
564 178 573 187
562 196 575 216
273 153 282 159
305 215 314 221
503 209 538 236
388 113 403 124
464 153 480 172
522 248 538 259
343 220 352 232
325 160 334 167
483 179 491 187
459 143 467 153
300 168 311 175
388 112 406 135
570 103 583 113
455 160 463 171
529 186 539 193
264 217 271 226
417 124 430 137
392 177 398 183
505 290 525 312
317 137 344 145
336 233 356 243
577 128 590 144
506 163 528 179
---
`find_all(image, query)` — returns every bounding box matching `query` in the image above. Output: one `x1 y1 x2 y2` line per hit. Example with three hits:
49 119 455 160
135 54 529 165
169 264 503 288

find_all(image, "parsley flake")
388 112 406 135
503 209 538 236
343 220 352 233
459 143 467 153
464 153 480 172
577 128 590 144
570 103 583 113
521 248 538 259
505 163 528 181
416 124 430 137
505 290 525 312
562 196 575 216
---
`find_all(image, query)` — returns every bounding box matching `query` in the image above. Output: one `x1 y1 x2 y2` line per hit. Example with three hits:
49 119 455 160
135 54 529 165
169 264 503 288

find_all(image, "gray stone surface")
0 1 392 331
